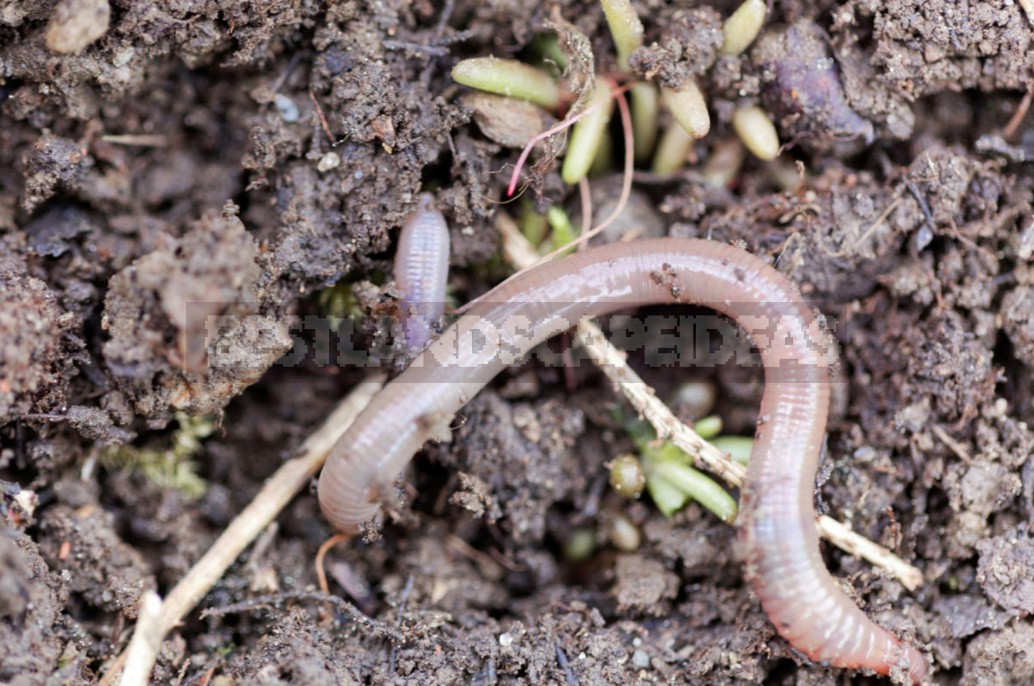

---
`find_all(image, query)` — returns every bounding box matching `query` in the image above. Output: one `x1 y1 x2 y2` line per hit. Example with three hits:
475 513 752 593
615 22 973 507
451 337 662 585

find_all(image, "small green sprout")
609 513 642 551
451 0 777 199
616 413 738 522
720 0 768 57
518 197 549 247
651 120 694 176
711 435 754 465
644 472 687 518
544 205 579 254
102 412 213 500
317 280 363 330
630 82 659 162
692 415 723 440
600 0 659 163
600 0 644 70
451 57 562 110
527 32 570 75
609 453 646 498
732 105 781 160
646 459 737 522
662 81 711 140
561 77 615 185
701 137 747 188
564 527 598 561
589 129 615 177
671 380 717 417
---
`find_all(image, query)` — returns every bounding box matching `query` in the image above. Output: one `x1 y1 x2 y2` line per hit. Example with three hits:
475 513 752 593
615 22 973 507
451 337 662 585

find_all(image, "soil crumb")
102 204 290 422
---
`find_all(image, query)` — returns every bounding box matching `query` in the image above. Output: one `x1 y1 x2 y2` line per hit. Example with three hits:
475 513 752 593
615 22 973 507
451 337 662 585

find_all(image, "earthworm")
318 237 928 682
394 193 450 351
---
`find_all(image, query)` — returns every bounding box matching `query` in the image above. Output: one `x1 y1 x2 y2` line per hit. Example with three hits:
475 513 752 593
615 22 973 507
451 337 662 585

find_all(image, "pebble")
317 152 341 172
274 93 300 123
46 0 110 55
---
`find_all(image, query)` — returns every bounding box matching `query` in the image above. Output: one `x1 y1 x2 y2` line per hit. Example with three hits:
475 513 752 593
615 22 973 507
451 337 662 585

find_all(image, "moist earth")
1 1 1034 684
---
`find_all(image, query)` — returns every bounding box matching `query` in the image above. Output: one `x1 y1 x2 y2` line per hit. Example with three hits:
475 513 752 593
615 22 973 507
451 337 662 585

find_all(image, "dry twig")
118 591 163 686
102 376 386 686
101 134 169 147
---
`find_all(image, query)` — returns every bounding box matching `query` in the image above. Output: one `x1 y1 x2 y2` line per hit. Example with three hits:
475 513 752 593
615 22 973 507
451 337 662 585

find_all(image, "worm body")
318 238 927 682
394 193 450 351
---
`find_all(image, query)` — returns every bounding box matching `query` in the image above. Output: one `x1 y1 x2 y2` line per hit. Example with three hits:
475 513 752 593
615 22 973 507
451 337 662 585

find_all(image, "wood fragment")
118 591 163 686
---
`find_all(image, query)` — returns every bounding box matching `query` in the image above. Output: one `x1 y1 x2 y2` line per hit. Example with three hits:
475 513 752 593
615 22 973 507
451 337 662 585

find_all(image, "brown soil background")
2 1 1034 684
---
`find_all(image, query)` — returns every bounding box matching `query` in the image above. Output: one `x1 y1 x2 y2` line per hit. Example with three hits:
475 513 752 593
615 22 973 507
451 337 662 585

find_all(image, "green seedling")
527 32 569 75
711 435 754 465
615 412 738 522
452 57 562 110
651 120 695 176
662 81 711 140
564 527 598 561
317 280 363 330
647 459 737 522
589 128 615 177
693 415 723 440
544 205 579 255
701 137 747 188
609 453 646 498
600 0 644 70
452 0 782 235
600 0 659 164
720 0 767 57
630 82 659 162
518 197 549 248
645 472 691 518
609 514 642 551
732 105 781 160
561 77 615 185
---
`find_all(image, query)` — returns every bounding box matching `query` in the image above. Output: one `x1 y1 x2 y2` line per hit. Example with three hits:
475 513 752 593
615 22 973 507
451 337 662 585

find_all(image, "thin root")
1003 82 1034 140
506 82 633 196
315 532 352 595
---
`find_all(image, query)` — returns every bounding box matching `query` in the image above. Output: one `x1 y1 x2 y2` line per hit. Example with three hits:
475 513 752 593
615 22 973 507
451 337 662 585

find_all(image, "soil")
1 1 1033 685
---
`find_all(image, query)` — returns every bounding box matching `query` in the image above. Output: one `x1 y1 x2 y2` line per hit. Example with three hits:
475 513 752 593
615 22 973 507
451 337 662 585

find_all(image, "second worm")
394 192 450 351
318 237 928 683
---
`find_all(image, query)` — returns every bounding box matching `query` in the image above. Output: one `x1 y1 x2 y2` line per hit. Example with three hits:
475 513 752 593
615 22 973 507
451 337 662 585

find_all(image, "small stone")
46 0 110 55
113 46 134 68
461 92 550 148
317 152 341 173
1017 216 1034 260
610 514 642 552
273 93 299 123
632 649 650 668
13 489 37 518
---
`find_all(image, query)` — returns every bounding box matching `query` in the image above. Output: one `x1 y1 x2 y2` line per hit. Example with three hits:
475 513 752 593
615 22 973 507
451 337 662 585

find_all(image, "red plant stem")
507 83 633 196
